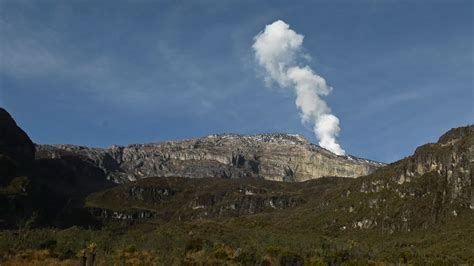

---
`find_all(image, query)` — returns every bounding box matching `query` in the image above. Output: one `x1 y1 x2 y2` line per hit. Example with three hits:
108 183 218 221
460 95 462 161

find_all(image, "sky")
0 0 473 163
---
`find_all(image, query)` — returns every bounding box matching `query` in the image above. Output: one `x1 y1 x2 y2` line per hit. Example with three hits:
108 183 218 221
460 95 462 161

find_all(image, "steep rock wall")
37 134 383 183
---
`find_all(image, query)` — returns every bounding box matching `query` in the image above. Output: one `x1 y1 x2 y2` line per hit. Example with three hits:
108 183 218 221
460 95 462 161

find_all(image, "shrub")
280 251 304 266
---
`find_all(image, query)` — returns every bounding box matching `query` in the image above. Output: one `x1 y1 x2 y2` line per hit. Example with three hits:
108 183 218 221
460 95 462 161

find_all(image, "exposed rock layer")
320 125 473 232
37 134 383 183
86 176 349 221
86 125 473 233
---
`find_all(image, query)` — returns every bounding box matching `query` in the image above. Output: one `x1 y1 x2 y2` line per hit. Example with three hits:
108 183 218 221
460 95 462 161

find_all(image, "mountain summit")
36 133 382 183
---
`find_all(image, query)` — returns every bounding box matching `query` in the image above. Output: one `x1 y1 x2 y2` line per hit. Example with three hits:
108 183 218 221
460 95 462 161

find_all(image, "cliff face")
355 125 472 208
36 134 383 183
320 125 473 232
86 176 350 221
85 125 473 231
393 126 473 204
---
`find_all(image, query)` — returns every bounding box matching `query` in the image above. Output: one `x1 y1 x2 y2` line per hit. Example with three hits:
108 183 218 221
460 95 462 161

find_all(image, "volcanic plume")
253 20 345 155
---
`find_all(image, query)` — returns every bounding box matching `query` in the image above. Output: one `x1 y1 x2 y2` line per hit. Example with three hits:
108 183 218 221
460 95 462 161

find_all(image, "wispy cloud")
0 15 235 115
0 18 116 90
365 91 420 111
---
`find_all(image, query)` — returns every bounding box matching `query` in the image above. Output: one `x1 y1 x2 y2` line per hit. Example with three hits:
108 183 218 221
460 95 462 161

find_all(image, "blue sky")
1 0 472 163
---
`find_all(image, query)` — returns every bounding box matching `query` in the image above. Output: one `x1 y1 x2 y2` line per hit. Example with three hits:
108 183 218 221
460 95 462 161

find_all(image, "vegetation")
1 106 472 265
0 208 473 265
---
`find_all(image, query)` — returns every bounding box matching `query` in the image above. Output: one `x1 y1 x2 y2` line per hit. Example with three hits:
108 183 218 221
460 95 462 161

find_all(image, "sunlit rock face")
377 125 473 207
322 125 473 233
36 133 383 183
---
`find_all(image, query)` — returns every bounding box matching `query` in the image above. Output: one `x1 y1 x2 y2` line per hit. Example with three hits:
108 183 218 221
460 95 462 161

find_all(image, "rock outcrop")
0 108 35 185
0 108 37 227
86 125 473 227
0 108 113 228
37 134 383 183
86 176 350 221
320 125 473 232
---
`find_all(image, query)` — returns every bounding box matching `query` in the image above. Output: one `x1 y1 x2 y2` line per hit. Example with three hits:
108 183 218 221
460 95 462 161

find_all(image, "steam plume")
252 20 345 155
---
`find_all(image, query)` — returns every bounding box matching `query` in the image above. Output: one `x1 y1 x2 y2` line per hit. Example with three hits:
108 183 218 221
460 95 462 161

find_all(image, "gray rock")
36 133 383 183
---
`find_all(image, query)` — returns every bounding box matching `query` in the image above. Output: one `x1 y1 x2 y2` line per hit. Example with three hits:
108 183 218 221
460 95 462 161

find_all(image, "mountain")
0 108 114 228
77 125 473 264
0 107 472 264
85 125 473 231
36 133 383 183
0 108 37 227
312 124 473 232
1 107 381 228
0 108 35 185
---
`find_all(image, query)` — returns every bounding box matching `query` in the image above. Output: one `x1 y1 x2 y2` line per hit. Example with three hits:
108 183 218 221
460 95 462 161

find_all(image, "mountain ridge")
84 125 473 231
1 106 473 264
35 132 383 184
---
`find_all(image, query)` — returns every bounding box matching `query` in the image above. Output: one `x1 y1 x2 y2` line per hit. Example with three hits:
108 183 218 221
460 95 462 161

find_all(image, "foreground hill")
0 108 114 228
86 176 351 221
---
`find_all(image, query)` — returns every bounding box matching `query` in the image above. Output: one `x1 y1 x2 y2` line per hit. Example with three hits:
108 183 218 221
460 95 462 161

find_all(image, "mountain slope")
0 108 35 186
74 125 473 264
0 108 114 228
0 106 472 264
86 176 351 221
37 133 383 183
314 125 473 232
86 125 473 233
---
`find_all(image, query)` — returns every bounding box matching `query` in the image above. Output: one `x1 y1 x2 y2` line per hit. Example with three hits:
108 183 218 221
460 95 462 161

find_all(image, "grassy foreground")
1 210 472 265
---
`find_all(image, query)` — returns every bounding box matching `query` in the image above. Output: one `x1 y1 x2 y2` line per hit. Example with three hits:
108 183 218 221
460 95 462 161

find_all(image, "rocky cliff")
319 125 473 232
86 176 350 221
37 134 383 183
85 125 473 231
